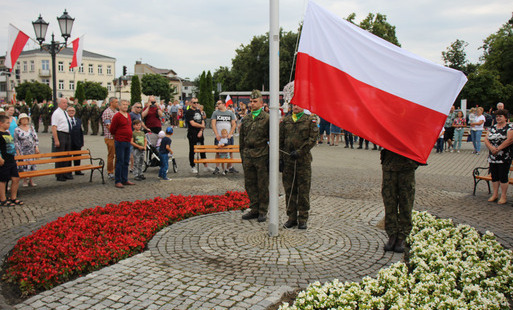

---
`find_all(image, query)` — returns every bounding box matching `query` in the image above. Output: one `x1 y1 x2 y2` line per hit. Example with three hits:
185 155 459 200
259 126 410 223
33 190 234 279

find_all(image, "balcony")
39 69 51 77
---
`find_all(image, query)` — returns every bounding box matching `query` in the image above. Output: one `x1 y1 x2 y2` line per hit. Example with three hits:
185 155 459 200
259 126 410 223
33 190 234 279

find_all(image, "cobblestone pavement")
1 128 512 309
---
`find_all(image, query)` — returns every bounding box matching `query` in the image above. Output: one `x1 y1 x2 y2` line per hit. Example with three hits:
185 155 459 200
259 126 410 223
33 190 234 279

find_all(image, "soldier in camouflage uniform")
19 101 29 115
90 101 101 135
380 149 420 253
280 104 319 229
240 90 270 222
41 101 54 133
30 101 41 132
81 100 90 135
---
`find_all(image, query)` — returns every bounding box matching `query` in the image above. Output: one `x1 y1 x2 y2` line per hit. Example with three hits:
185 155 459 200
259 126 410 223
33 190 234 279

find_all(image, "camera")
151 101 156 106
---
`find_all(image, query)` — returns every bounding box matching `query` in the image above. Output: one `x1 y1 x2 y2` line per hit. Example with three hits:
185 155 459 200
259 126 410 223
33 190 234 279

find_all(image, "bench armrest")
90 157 105 168
473 166 490 178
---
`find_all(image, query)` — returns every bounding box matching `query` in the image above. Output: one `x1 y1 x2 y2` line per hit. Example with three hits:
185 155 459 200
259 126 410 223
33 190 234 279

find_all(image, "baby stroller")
143 132 178 173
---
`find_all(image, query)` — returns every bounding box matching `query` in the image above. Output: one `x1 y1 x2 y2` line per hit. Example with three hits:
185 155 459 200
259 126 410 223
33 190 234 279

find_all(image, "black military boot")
257 214 267 222
384 235 397 252
242 210 259 220
283 219 298 228
298 221 307 229
394 238 406 253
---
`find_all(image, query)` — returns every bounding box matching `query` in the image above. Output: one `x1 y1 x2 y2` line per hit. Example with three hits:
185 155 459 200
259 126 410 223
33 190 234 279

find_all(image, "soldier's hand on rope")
290 150 299 160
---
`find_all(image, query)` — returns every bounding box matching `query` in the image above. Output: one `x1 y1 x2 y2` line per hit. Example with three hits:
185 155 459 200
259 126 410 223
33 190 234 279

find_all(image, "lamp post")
32 10 75 104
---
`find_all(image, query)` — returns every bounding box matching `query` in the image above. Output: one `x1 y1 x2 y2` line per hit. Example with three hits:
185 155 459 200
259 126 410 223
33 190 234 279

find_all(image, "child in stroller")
144 131 177 173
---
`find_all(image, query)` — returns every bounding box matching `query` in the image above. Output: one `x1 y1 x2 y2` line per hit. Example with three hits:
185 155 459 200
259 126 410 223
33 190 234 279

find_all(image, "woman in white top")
470 107 486 155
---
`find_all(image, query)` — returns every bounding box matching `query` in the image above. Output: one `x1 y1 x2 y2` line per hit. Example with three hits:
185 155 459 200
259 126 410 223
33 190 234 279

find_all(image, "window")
69 80 75 90
107 65 112 75
23 61 27 72
58 61 64 72
88 64 94 74
69 62 73 72
98 64 103 75
58 80 64 90
42 79 50 86
79 63 84 73
42 60 50 70
30 60 35 72
107 82 112 91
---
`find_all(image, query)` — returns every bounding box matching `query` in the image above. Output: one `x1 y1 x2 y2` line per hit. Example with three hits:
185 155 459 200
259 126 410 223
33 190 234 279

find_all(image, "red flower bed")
2 191 249 296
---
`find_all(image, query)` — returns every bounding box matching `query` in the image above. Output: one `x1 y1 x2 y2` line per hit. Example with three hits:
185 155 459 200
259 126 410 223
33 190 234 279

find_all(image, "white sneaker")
206 166 215 172
191 167 198 174
457 150 460 153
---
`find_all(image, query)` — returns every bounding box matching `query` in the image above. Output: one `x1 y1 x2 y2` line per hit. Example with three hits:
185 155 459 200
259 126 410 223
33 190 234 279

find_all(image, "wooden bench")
472 164 513 195
15 149 105 184
193 145 242 173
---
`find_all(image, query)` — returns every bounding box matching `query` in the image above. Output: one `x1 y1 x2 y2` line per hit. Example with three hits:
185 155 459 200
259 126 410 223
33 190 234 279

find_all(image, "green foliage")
130 75 142 105
25 89 34 107
141 74 171 102
198 71 207 106
347 12 401 46
481 22 513 86
442 39 469 71
82 81 108 100
75 81 86 102
15 81 52 102
205 71 214 117
460 68 513 110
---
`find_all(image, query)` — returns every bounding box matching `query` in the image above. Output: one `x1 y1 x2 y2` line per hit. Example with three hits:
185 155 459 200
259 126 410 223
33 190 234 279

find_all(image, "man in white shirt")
51 98 73 181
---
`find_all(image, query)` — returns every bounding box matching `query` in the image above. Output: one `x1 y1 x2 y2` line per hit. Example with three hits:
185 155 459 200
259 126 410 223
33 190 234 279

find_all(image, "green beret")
250 89 262 99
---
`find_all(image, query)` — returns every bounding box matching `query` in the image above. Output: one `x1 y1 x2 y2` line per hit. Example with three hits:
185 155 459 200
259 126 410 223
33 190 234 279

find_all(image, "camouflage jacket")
380 149 420 172
90 104 101 121
240 110 269 159
30 104 41 117
280 113 319 162
81 105 90 119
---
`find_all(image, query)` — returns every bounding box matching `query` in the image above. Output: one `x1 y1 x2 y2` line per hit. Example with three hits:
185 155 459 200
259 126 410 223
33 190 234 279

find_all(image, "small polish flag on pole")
5 24 30 71
70 35 84 69
225 94 234 107
292 1 467 164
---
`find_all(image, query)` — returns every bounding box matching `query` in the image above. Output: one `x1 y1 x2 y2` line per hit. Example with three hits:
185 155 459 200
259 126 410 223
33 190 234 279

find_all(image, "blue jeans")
159 153 169 178
471 130 482 153
436 138 444 152
453 128 464 150
115 141 131 184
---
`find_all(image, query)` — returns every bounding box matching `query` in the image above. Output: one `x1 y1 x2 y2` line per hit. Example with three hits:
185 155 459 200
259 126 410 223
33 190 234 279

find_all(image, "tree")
347 12 401 46
205 71 214 117
442 39 469 72
25 88 34 107
481 21 513 86
15 81 52 102
141 74 171 102
460 68 513 109
131 75 142 105
198 71 207 106
75 81 86 102
82 81 108 100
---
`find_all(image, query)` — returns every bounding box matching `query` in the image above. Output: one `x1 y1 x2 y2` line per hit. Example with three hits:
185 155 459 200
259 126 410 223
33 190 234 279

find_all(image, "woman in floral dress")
14 113 39 187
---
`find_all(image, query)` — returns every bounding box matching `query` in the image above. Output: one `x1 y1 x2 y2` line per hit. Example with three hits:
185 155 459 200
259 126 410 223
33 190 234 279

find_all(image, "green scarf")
252 108 263 119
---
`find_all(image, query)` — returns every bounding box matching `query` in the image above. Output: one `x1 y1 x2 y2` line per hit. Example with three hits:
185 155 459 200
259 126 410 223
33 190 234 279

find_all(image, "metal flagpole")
268 0 280 237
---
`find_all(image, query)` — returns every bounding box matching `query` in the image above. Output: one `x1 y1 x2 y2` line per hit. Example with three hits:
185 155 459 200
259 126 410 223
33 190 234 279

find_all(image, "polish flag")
292 1 467 164
5 24 30 71
225 94 234 107
70 36 84 69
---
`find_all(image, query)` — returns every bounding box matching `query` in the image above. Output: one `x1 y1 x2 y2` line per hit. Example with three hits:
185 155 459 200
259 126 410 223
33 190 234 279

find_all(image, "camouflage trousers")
91 121 99 135
242 156 269 215
283 159 311 222
381 169 416 239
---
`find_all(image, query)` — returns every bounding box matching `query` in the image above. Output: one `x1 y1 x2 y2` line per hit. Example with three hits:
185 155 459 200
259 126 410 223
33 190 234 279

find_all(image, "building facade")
0 48 116 102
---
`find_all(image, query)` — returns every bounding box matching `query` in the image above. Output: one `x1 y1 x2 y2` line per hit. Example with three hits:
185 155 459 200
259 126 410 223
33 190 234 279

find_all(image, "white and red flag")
225 94 234 107
292 1 467 164
70 35 84 69
5 24 30 71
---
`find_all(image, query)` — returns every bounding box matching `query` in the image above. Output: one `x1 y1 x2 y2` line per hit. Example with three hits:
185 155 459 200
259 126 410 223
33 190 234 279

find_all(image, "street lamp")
32 10 75 104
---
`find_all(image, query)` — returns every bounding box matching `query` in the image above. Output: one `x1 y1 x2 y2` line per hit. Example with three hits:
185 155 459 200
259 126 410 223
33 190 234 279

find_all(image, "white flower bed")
279 211 513 310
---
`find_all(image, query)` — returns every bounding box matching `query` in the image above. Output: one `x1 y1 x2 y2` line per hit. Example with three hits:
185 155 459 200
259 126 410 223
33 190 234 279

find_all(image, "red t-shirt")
143 105 162 128
110 112 132 142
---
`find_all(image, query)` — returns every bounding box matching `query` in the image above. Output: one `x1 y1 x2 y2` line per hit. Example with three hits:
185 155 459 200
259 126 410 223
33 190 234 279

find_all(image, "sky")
1 0 512 82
